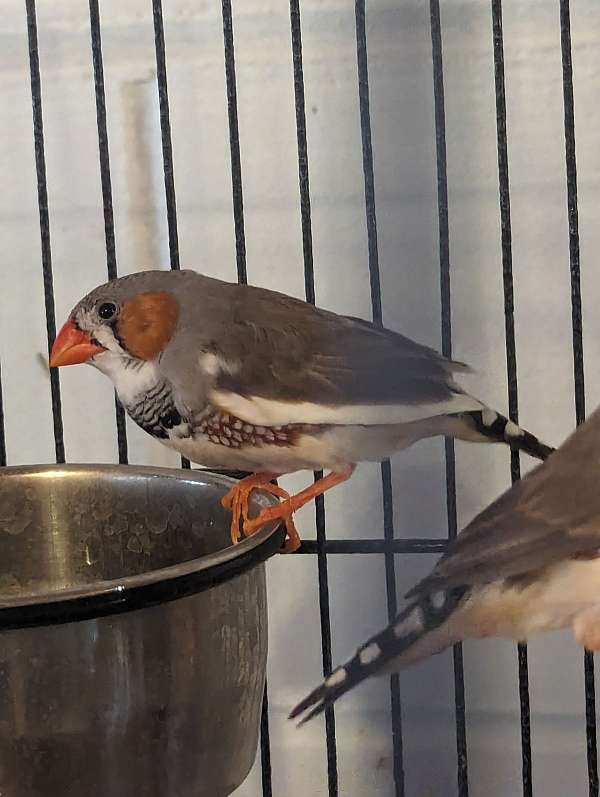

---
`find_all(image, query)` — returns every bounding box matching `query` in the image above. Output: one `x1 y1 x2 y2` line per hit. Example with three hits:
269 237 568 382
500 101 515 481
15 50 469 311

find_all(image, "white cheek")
94 325 121 351
89 350 115 375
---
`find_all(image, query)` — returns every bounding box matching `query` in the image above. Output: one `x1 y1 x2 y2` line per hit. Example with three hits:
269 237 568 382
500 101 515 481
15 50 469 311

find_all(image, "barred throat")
124 379 191 441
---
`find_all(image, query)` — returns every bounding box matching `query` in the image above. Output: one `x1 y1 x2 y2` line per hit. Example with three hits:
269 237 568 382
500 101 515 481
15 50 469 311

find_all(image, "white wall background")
1 1 600 795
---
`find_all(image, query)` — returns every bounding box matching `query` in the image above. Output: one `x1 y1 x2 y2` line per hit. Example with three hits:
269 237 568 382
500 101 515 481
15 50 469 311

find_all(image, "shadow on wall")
120 76 165 270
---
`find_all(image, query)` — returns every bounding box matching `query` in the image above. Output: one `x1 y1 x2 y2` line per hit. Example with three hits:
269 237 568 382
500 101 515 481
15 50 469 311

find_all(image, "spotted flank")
195 406 318 449
289 585 468 725
462 409 555 461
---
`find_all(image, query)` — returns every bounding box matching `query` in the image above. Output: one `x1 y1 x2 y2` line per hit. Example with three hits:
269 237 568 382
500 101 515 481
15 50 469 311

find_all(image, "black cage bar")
429 1 469 793
289 2 338 791
490 3 533 793
16 1 595 795
88 0 129 466
559 3 598 795
25 0 65 466
0 361 6 469
354 1 406 794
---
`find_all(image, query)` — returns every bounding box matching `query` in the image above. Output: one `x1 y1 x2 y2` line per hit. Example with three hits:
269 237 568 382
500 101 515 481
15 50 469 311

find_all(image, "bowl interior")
0 465 272 601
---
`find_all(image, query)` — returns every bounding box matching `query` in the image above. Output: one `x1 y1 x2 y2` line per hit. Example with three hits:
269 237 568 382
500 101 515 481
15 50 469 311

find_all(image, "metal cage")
2 1 594 795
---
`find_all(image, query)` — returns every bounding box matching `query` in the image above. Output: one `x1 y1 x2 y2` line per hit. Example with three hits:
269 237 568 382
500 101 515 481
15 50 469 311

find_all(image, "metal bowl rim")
0 464 283 627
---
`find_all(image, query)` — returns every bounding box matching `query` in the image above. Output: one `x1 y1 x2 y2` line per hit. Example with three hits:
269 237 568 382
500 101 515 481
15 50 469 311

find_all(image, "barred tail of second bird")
289 584 468 725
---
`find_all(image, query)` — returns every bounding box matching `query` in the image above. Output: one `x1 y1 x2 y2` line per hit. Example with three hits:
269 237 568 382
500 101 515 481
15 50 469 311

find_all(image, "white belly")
461 557 600 641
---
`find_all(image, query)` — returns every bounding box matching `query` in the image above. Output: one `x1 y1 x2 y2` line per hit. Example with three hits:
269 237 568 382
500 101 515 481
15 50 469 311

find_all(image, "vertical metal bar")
0 361 6 467
259 685 273 797
151 0 180 271
25 0 66 466
558 3 598 794
289 3 338 793
314 488 338 797
221 0 248 286
151 0 189 469
290 0 315 305
559 0 585 428
354 2 405 795
429 2 469 794
88 0 129 465
380 461 405 797
354 0 382 324
490 2 532 795
219 3 271 792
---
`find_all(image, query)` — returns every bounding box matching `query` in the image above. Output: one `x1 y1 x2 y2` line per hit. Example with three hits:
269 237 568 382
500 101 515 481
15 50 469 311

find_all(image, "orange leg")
222 472 285 544
242 464 357 550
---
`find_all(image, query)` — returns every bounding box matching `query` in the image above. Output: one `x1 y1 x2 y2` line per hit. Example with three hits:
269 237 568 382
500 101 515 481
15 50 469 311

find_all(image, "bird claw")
221 475 300 553
243 504 301 554
222 467 355 554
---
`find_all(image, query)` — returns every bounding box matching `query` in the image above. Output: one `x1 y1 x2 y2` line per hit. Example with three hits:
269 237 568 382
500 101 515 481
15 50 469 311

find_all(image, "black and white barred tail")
289 585 469 725
460 409 555 461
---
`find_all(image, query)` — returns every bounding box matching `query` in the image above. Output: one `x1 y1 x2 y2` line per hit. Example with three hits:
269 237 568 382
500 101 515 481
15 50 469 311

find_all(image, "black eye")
98 302 117 321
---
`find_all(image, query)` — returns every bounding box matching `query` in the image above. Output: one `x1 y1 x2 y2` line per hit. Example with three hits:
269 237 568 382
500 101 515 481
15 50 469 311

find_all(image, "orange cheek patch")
118 291 179 360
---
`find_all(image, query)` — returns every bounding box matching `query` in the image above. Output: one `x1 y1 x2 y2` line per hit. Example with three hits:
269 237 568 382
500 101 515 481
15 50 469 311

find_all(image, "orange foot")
222 472 300 553
242 465 356 553
221 465 356 554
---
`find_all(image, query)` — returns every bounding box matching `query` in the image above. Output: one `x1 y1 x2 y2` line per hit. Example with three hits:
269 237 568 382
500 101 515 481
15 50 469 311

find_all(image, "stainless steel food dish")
0 464 283 797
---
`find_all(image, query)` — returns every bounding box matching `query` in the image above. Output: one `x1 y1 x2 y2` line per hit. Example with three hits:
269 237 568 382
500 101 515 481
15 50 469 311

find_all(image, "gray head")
49 269 202 372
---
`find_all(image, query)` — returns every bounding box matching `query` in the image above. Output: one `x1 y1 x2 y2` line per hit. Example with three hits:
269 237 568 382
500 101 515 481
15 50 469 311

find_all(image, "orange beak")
49 320 106 367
